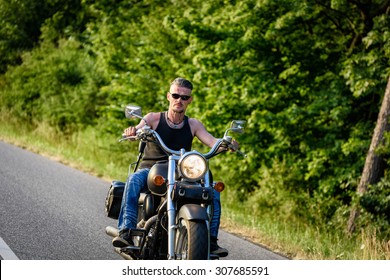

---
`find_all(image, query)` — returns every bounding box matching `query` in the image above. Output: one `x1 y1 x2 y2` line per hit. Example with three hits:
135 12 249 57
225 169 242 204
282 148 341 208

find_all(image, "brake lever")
119 135 138 142
223 137 247 157
236 149 247 157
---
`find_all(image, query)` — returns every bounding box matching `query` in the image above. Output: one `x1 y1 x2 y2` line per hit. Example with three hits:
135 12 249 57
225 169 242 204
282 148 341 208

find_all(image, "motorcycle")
104 105 245 260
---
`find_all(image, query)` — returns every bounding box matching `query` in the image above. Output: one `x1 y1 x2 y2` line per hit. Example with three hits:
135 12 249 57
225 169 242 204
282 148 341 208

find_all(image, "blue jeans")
118 168 221 238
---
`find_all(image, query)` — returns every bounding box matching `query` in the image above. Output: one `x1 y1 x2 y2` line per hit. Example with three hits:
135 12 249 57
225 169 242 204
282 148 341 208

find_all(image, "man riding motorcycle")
113 77 239 257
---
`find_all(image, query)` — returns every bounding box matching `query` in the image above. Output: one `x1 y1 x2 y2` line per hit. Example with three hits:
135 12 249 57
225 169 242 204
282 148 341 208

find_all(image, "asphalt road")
0 140 286 260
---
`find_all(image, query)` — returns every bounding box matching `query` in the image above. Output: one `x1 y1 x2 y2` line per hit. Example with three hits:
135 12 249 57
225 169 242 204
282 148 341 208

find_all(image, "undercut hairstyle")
170 77 193 90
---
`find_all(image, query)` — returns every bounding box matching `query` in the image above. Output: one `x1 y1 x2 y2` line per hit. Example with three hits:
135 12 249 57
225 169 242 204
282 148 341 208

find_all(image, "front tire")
175 219 208 260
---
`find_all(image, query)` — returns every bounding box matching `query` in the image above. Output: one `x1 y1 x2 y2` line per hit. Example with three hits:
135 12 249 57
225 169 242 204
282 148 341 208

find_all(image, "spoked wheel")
175 219 208 260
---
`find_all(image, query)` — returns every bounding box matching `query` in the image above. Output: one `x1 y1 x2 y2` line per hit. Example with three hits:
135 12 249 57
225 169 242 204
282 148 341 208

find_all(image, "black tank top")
139 112 194 169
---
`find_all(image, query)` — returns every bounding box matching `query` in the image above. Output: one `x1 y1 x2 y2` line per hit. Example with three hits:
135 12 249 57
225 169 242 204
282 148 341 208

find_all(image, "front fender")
177 204 209 221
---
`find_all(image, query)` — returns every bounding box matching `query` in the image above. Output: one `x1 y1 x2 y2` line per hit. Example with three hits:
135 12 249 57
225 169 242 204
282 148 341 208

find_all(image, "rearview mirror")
125 105 142 119
230 120 246 134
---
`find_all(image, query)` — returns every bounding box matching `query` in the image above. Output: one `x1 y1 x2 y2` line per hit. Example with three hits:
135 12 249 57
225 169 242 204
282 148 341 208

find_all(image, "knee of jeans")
126 170 148 192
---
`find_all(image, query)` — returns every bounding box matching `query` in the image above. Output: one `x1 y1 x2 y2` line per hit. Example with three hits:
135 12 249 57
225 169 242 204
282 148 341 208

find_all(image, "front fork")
166 155 212 260
204 170 212 259
167 155 178 260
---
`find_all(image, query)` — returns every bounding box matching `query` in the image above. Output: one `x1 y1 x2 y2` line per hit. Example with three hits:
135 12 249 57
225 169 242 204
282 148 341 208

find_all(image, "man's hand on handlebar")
229 139 239 152
119 126 139 142
123 126 137 137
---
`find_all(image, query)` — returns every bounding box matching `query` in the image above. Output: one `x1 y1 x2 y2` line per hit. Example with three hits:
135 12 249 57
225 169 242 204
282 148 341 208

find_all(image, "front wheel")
175 219 208 260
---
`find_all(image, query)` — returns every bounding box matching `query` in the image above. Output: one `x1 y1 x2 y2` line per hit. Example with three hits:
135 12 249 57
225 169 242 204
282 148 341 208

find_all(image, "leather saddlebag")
105 180 125 219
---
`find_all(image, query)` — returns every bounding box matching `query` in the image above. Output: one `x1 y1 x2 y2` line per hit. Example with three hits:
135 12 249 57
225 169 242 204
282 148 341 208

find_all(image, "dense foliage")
1 0 389 239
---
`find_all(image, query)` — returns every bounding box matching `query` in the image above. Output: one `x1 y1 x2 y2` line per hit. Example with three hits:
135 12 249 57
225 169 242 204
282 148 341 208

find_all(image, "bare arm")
123 112 160 136
189 118 218 148
190 118 239 151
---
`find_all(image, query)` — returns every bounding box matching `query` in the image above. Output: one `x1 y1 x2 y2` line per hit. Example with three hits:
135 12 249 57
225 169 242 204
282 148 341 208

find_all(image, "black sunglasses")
170 93 191 101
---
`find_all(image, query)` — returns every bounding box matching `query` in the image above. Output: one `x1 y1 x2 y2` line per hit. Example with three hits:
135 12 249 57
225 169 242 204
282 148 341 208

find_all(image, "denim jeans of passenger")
117 168 221 238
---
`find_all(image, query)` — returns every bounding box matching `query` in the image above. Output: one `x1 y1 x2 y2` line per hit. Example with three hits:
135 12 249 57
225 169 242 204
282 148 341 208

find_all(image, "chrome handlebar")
120 126 246 158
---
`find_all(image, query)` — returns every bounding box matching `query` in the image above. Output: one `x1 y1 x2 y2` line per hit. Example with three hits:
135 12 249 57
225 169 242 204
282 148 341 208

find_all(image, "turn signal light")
153 175 165 186
214 181 225 192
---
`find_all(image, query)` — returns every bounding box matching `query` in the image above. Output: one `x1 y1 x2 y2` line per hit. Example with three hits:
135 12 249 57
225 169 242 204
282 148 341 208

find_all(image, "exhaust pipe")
106 226 119 238
106 226 136 260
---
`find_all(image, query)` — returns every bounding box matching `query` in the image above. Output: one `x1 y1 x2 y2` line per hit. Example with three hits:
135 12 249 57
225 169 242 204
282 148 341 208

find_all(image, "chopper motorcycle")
104 105 245 260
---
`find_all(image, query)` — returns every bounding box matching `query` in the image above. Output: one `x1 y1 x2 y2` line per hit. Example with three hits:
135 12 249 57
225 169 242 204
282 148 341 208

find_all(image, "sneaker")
112 229 133 248
210 236 228 257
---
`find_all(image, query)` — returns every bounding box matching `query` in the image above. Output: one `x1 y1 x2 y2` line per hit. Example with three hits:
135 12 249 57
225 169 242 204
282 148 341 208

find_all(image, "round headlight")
179 152 207 181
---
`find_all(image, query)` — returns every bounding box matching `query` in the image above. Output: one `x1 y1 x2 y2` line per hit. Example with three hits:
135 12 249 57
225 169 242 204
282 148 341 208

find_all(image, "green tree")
0 0 88 73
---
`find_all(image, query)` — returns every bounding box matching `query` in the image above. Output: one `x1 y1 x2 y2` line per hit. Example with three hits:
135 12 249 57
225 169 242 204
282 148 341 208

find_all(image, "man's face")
167 85 192 113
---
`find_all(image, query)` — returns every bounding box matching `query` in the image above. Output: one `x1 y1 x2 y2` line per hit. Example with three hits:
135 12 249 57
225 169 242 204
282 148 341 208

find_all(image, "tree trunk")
347 76 390 234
